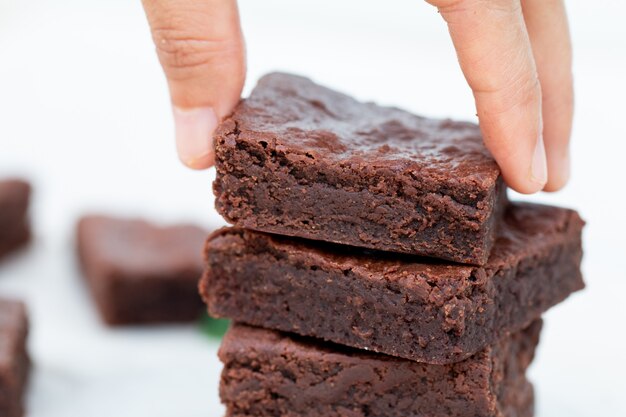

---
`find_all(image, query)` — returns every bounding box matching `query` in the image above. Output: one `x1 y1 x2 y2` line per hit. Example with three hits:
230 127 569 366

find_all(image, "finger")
427 0 546 194
142 0 246 169
522 0 573 191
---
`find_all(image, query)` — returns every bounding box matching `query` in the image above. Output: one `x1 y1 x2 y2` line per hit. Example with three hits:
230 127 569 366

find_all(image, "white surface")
0 0 625 415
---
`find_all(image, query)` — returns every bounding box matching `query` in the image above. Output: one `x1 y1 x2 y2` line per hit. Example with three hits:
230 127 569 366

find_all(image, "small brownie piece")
219 320 542 417
202 202 584 364
77 215 208 325
214 72 507 265
0 298 30 417
0 179 31 261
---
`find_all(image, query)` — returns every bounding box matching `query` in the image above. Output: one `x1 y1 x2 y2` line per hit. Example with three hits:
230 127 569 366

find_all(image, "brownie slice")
219 320 542 417
0 179 31 261
77 215 208 325
202 202 584 364
214 72 507 265
0 298 30 417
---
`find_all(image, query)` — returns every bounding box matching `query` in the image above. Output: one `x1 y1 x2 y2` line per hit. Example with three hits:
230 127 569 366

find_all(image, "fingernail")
551 149 571 190
561 151 571 184
172 106 218 169
530 132 548 186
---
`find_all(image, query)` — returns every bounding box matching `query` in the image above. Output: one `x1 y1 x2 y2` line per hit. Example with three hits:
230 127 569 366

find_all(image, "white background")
0 0 625 415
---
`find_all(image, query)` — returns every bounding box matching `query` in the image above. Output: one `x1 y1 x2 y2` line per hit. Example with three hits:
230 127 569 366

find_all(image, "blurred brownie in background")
0 179 31 261
0 298 30 417
219 320 542 417
77 215 208 325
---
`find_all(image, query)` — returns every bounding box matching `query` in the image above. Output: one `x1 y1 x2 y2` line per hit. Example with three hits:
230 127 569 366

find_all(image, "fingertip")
497 155 547 195
173 106 218 170
481 118 547 195
500 170 545 195
477 82 546 195
488 134 547 195
180 152 215 170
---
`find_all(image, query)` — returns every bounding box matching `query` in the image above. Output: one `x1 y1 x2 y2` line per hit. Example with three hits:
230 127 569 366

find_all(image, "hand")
142 0 573 194
141 0 246 169
427 0 573 193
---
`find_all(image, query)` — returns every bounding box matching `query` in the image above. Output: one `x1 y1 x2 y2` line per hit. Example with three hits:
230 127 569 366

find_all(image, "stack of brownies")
199 73 584 417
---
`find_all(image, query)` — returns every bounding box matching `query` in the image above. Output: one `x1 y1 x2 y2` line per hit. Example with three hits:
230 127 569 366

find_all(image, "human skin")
141 0 573 194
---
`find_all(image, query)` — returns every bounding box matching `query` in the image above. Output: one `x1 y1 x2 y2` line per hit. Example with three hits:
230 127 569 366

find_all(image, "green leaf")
200 314 230 339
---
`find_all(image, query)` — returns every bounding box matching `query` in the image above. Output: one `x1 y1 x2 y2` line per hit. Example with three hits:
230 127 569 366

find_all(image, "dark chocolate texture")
219 320 542 417
0 179 31 261
213 72 507 265
77 215 208 325
202 202 584 364
0 298 30 417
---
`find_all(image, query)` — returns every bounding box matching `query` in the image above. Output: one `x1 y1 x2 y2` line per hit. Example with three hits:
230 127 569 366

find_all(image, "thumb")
142 0 246 169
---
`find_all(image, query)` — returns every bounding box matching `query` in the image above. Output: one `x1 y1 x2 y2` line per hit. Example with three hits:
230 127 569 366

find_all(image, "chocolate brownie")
77 215 208 325
202 202 584 364
0 298 30 417
0 179 31 261
219 320 541 417
213 72 507 265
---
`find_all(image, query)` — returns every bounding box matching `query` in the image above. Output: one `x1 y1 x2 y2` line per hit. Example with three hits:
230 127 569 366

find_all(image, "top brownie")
214 73 505 264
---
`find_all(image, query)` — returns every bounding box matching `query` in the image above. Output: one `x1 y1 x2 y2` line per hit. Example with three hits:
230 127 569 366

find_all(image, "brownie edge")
218 320 542 417
0 179 31 261
202 202 584 364
0 298 30 417
213 72 506 264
